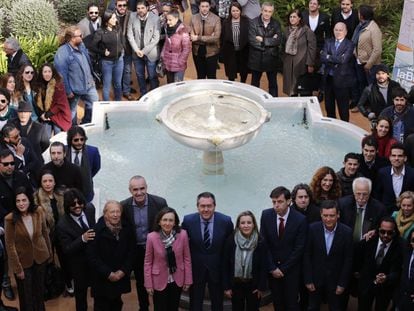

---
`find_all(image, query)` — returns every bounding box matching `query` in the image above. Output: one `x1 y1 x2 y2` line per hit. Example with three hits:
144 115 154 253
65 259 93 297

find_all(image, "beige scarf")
396 209 414 236
36 78 56 112
285 26 302 56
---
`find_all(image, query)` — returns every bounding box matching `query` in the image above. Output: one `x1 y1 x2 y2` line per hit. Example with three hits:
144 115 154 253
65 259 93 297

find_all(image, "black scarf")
166 20 181 38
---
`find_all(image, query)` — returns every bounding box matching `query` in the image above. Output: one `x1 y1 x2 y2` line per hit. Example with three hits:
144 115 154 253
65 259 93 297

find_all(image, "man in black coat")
397 228 414 311
304 200 353 310
354 217 403 311
8 101 49 162
330 0 359 40
120 175 167 311
248 2 282 97
41 141 84 194
291 183 320 224
56 189 96 311
3 37 31 75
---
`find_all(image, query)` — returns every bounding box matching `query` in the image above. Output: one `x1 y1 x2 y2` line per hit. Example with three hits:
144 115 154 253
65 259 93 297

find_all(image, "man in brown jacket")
190 0 221 79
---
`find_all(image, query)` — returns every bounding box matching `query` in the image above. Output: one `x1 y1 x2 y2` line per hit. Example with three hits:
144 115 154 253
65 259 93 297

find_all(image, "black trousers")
231 279 260 311
324 75 351 122
268 273 300 311
72 262 90 311
308 284 345 311
358 286 393 311
15 262 47 311
190 269 223 311
134 245 149 311
153 282 182 311
94 295 123 311
193 53 218 79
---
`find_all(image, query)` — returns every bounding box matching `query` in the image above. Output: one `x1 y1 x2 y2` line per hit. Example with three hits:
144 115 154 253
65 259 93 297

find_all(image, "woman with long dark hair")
144 207 192 311
15 64 39 120
5 186 52 311
1 73 19 109
91 10 124 101
282 8 316 96
35 63 72 137
220 2 249 82
371 116 398 158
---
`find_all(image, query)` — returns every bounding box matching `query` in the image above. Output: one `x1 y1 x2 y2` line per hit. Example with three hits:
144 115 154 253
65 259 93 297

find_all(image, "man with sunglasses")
65 126 101 202
78 3 102 49
354 217 403 311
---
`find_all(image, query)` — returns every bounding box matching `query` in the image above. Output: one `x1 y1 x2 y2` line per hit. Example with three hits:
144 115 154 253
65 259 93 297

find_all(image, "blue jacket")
54 42 95 96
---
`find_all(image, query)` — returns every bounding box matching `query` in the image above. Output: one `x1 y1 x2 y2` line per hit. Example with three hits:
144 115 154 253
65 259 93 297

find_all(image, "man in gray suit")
127 0 160 98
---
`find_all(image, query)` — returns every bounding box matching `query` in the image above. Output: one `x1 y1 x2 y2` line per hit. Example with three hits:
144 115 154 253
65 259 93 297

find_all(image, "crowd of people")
1 0 414 311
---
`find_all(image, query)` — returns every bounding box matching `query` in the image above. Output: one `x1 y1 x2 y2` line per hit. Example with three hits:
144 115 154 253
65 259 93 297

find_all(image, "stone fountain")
156 90 271 174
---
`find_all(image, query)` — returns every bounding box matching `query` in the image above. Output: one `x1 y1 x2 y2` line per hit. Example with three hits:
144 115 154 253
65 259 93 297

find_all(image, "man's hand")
305 283 316 292
224 290 232 298
15 143 25 157
255 36 263 42
271 268 284 278
82 229 95 242
336 286 345 295
136 49 144 58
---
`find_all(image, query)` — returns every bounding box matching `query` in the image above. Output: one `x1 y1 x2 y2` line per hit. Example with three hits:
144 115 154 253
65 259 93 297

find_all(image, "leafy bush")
56 0 91 24
0 9 4 40
9 0 59 37
0 0 13 10
0 50 7 75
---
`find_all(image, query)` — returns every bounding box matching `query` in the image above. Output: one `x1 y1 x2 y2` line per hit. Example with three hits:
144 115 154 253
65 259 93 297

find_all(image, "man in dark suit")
339 177 387 243
120 175 167 311
357 136 389 187
260 186 307 310
182 192 233 311
374 143 414 213
320 22 354 122
3 37 31 75
56 188 96 311
66 126 101 202
330 0 359 40
398 228 414 310
354 217 403 311
304 200 353 310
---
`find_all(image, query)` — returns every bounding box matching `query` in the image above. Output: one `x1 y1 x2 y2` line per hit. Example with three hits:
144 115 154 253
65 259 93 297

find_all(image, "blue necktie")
203 222 211 249
335 40 340 51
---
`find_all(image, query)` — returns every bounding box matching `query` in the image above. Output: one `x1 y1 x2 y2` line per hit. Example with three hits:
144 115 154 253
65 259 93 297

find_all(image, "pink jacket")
161 23 191 73
144 229 192 291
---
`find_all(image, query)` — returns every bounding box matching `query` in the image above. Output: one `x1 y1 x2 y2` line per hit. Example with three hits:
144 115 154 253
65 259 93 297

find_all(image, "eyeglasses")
89 11 99 15
379 229 394 235
0 99 7 104
0 161 15 167
24 71 34 75
117 4 127 7
73 137 85 142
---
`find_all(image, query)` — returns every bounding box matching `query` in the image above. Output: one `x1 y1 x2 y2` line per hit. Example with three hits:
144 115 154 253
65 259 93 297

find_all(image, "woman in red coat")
144 207 192 311
160 9 191 83
36 63 72 137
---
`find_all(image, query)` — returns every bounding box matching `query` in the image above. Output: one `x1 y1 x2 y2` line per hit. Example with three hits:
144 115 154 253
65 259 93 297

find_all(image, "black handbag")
44 262 65 300
156 58 166 78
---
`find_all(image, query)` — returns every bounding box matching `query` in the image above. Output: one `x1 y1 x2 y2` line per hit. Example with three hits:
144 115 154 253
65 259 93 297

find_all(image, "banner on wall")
392 0 414 91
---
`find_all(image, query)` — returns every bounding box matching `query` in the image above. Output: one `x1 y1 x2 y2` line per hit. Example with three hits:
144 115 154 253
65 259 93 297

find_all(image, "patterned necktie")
78 216 89 232
376 242 386 266
74 151 80 166
203 221 211 249
279 217 285 239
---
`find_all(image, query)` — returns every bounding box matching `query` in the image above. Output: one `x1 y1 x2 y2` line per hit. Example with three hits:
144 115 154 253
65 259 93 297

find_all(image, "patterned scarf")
160 230 177 274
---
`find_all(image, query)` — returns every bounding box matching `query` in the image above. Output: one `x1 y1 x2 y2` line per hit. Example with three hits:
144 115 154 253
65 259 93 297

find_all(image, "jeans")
251 70 278 97
43 122 62 138
101 57 124 101
122 54 133 96
133 55 159 96
69 86 98 124
166 70 185 83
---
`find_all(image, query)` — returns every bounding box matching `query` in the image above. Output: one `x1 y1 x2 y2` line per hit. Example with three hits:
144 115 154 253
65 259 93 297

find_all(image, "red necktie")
279 217 285 239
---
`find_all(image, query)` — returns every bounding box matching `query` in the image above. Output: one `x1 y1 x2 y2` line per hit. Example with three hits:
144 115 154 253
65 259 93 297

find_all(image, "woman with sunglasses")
393 191 414 240
35 63 72 137
1 74 19 110
15 64 39 121
0 88 17 130
90 10 124 101
5 186 52 311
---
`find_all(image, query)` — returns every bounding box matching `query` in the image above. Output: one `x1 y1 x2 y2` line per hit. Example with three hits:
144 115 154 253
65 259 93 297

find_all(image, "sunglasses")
0 99 7 104
73 137 85 142
117 4 127 7
89 11 99 15
1 161 15 167
24 71 34 75
379 229 394 235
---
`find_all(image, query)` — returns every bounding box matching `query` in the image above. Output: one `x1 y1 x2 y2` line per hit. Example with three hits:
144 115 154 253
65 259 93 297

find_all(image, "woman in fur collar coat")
36 63 72 137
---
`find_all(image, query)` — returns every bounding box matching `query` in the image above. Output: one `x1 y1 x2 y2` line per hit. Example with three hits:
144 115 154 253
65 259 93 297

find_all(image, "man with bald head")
121 176 167 311
320 22 355 122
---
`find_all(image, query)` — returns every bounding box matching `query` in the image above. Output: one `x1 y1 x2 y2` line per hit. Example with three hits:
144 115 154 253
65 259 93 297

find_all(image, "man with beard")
330 0 358 40
41 141 84 194
0 88 17 131
65 126 100 202
358 64 401 125
56 189 96 311
54 26 98 124
8 101 49 162
0 123 41 186
380 87 414 142
77 3 102 50
127 0 160 98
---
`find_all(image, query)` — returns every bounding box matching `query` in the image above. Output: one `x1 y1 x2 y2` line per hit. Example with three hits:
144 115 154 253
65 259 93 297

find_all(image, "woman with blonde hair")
392 191 414 240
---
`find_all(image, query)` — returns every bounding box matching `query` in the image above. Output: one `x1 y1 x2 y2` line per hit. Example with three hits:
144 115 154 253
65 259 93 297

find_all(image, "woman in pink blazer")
144 207 192 311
